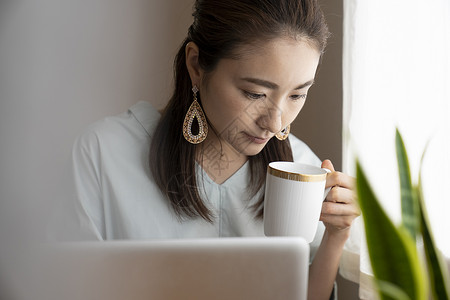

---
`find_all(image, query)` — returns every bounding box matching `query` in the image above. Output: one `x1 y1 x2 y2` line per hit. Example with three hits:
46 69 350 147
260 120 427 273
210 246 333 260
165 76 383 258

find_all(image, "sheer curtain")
341 0 450 298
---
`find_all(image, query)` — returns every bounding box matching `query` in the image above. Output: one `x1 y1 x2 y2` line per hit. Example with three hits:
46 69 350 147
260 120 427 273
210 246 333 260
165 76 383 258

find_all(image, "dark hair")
150 0 330 222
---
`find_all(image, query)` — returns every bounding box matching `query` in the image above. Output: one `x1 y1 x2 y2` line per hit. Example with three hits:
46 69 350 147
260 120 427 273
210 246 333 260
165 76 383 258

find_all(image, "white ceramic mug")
263 161 331 242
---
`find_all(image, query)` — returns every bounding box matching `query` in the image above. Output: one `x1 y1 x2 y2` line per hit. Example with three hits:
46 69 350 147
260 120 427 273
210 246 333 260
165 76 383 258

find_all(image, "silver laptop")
36 237 309 300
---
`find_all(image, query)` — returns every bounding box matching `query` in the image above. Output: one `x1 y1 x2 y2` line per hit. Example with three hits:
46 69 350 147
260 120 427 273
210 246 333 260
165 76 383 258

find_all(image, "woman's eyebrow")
241 77 315 90
294 79 315 90
241 77 279 89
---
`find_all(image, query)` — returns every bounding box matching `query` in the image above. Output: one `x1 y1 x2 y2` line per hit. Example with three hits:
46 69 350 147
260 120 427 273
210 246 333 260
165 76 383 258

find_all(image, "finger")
320 214 357 229
325 186 356 204
326 171 355 190
321 159 335 172
321 201 360 217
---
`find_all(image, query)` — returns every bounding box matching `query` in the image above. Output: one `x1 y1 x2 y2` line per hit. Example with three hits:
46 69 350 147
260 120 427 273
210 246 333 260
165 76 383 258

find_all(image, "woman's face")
192 37 321 157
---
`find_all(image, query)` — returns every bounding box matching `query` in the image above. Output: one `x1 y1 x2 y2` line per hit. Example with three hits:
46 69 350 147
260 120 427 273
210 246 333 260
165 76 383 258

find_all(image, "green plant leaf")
356 161 428 300
376 280 411 300
396 129 419 239
417 158 450 299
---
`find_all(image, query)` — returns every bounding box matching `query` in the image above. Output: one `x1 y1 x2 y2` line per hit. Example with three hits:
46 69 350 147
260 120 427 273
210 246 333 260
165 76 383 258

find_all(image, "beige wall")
292 1 343 170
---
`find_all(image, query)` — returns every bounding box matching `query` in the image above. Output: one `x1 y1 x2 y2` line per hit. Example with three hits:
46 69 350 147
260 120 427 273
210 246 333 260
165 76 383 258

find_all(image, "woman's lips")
245 132 269 144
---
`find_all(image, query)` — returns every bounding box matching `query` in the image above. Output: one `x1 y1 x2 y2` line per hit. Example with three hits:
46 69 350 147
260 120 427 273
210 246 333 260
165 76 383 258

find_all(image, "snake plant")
356 129 450 300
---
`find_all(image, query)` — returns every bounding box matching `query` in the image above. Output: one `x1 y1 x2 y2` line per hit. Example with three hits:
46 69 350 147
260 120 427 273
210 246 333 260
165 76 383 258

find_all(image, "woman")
56 0 359 299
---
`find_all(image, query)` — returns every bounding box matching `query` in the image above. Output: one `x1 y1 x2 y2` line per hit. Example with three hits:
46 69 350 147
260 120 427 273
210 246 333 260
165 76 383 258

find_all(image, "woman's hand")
320 159 360 240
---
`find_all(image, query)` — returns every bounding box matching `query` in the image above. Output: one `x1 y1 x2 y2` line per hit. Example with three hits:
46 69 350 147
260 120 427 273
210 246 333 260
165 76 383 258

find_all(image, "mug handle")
322 168 332 200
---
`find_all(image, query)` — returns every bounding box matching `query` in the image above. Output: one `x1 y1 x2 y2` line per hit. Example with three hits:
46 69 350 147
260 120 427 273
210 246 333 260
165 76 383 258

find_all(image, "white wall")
0 1 193 297
0 0 193 234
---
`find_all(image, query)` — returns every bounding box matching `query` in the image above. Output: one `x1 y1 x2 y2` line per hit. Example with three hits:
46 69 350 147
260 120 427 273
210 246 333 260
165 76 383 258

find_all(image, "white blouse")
49 101 324 248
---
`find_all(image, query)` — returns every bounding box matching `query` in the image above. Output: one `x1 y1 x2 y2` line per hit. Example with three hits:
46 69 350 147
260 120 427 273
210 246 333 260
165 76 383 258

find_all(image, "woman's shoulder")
127 101 162 136
75 101 160 146
72 101 161 164
288 134 321 167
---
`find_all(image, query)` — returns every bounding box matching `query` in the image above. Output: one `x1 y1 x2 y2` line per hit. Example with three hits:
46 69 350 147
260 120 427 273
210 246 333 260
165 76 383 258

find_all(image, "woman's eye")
244 91 265 100
290 94 307 101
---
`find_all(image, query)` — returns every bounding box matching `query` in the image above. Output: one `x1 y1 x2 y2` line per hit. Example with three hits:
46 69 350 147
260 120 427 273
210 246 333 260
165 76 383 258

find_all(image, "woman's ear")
185 42 203 86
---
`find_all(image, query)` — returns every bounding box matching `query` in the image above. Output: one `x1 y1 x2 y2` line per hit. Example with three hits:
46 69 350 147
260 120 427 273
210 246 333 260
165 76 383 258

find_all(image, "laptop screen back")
38 237 309 300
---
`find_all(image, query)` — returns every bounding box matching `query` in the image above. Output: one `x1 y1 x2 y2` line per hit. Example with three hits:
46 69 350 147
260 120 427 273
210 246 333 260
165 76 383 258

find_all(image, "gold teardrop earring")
183 85 208 144
275 124 290 141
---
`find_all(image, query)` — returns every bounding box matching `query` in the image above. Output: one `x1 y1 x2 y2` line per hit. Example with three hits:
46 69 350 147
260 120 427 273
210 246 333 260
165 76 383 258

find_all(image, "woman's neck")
196 134 248 184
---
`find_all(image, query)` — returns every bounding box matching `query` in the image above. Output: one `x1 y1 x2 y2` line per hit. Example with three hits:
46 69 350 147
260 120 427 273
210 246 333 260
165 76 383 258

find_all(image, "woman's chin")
232 141 268 157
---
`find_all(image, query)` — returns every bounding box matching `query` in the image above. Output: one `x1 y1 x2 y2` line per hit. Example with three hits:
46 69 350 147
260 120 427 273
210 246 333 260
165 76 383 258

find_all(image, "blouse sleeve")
71 130 105 239
288 134 322 167
47 129 105 241
46 102 160 241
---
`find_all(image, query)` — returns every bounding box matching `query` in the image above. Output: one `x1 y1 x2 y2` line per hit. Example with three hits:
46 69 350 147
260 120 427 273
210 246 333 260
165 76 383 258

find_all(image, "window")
342 0 450 297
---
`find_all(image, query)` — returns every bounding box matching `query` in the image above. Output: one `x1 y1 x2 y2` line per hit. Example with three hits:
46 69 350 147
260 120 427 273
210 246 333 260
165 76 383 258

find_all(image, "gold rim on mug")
267 165 327 182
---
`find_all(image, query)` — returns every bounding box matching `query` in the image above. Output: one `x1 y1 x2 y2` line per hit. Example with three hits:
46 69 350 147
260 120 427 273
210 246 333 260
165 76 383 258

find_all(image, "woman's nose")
256 102 283 134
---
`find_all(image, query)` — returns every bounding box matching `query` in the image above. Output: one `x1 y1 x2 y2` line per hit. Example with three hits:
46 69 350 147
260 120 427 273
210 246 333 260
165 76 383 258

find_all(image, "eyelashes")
244 91 265 100
243 90 307 102
289 94 307 101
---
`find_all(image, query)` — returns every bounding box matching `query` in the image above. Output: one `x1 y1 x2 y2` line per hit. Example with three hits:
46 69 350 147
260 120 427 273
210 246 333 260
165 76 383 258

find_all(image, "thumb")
321 159 335 172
